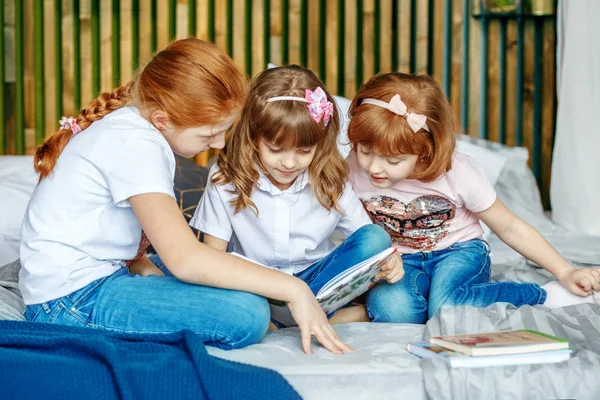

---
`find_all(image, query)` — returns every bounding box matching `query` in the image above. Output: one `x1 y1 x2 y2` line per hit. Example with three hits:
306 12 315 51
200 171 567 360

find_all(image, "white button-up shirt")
190 165 372 275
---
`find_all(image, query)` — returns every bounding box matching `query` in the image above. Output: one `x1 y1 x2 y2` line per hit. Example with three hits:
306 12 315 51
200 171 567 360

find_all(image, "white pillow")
0 156 38 266
455 135 510 186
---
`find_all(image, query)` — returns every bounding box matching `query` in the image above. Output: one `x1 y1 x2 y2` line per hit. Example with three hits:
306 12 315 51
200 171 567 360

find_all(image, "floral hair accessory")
266 86 334 126
59 116 82 135
361 94 430 133
304 87 334 126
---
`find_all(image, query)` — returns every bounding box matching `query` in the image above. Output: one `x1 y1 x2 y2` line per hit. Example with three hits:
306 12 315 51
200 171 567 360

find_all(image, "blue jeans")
366 239 547 323
24 260 270 350
295 224 391 304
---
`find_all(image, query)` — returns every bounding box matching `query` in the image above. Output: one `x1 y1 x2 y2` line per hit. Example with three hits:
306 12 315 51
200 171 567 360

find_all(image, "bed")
1 134 599 399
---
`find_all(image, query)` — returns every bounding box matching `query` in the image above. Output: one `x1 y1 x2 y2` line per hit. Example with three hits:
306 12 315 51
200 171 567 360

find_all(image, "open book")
231 247 397 327
429 329 570 357
406 342 572 368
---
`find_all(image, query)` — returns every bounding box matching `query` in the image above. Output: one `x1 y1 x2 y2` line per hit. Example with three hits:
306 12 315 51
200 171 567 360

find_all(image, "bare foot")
329 305 371 324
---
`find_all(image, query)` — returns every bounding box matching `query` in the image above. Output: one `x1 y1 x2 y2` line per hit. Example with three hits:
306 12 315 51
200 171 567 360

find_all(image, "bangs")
349 107 422 156
253 100 325 149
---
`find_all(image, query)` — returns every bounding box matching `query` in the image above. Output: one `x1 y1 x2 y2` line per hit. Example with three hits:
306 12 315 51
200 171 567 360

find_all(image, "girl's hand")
558 267 600 296
287 285 354 355
128 255 165 277
376 252 404 284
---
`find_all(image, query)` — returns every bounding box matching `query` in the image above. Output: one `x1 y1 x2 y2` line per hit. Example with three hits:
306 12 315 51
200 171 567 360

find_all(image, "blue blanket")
0 320 300 400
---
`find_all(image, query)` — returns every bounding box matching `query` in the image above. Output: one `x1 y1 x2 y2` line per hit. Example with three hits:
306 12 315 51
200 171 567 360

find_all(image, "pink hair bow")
305 87 334 126
362 94 430 133
59 116 82 135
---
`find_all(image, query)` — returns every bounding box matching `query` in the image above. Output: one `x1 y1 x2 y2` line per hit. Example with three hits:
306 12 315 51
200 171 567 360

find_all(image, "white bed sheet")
208 322 428 400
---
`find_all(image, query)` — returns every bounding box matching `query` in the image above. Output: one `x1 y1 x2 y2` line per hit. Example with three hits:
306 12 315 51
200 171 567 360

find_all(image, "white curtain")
551 0 600 236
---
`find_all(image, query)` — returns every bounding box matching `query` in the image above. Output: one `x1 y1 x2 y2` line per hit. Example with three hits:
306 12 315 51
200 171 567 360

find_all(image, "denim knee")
366 281 428 324
216 291 270 350
350 224 392 258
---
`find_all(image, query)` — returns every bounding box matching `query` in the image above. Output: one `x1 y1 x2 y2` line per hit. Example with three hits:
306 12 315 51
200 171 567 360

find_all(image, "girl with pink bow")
192 65 403 341
346 72 600 324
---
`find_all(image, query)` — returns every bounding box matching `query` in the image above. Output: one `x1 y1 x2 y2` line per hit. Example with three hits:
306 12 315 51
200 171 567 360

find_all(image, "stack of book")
407 329 572 368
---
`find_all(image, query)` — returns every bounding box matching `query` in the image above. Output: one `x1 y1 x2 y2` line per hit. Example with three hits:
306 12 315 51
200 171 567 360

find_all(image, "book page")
317 248 396 314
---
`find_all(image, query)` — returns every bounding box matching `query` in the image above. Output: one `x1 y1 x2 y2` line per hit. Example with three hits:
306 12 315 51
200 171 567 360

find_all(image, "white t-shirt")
190 165 372 275
348 151 496 254
19 106 176 305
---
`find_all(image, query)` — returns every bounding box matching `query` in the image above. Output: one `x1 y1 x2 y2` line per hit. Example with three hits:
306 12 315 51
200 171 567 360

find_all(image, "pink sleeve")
456 155 497 213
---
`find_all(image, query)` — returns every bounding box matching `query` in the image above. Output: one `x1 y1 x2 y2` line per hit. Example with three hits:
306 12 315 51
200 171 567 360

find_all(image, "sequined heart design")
362 194 456 250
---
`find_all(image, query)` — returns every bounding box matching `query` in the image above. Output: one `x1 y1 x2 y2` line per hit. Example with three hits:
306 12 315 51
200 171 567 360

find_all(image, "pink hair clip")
59 116 82 135
305 87 334 126
266 86 334 127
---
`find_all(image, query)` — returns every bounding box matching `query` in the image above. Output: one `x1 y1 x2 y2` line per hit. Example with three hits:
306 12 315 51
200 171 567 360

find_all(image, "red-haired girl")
347 72 600 323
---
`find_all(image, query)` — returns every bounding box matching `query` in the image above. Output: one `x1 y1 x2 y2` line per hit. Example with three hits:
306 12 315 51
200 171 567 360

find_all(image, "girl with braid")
19 39 351 355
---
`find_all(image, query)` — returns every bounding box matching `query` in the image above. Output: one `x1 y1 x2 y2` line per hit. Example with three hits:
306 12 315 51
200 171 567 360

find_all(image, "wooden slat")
459 0 470 130
288 0 301 65
121 0 133 83
379 0 392 74
362 0 375 83
306 0 319 76
196 0 209 40
139 0 153 65
269 0 282 66
33 0 44 147
252 0 265 76
176 0 187 40
325 0 338 93
467 9 482 137
232 0 245 72
521 20 535 166
43 0 56 138
487 20 500 143
23 0 34 152
61 0 74 118
540 18 555 209
398 0 410 73
449 0 462 124
432 0 445 83
343 0 356 96
415 0 427 74
156 0 170 51
214 0 227 52
80 0 92 107
504 19 517 146
100 1 112 92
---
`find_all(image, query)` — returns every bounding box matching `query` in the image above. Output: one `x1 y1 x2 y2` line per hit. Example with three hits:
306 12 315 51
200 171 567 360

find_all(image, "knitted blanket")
0 320 300 400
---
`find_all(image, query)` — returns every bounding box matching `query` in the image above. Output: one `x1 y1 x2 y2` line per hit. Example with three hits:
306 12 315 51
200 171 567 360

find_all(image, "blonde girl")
191 65 403 333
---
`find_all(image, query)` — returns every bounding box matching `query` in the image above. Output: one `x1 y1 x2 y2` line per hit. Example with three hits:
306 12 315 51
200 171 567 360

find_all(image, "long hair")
347 73 456 182
35 38 247 181
213 65 347 215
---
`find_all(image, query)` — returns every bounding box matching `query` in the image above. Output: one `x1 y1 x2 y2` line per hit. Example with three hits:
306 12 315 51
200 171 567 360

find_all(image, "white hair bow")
361 94 430 133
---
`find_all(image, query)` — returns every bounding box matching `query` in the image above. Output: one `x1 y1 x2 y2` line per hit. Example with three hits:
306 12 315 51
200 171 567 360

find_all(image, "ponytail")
35 82 133 181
